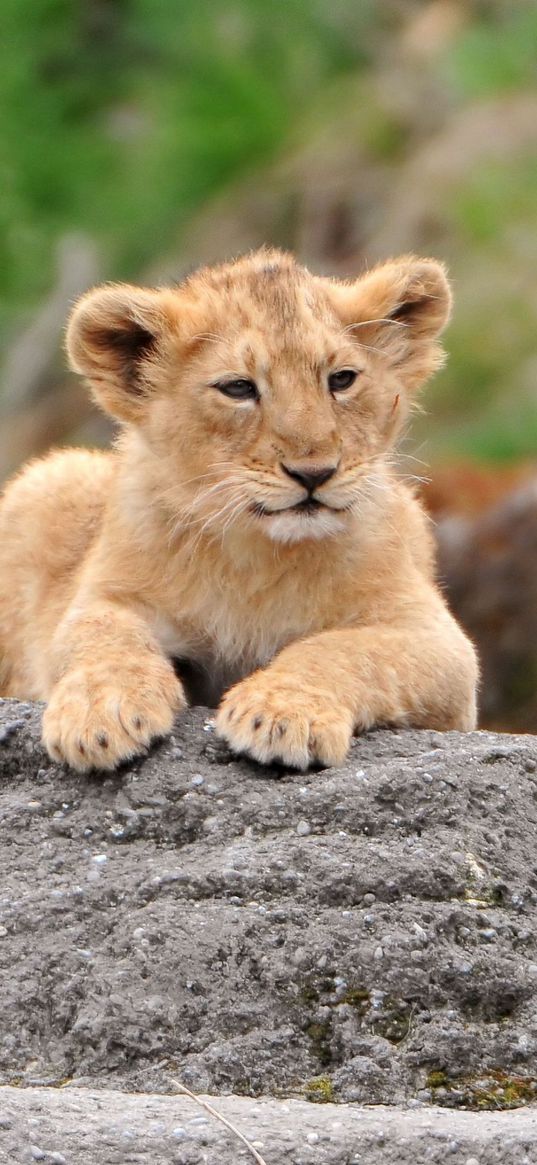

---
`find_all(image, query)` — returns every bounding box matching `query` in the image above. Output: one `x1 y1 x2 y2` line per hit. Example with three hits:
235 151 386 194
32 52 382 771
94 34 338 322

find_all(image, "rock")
1 698 537 1161
434 479 537 734
2 1086 537 1164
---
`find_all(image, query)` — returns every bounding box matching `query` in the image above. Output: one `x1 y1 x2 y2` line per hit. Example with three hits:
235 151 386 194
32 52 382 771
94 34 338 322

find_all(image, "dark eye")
215 378 259 401
328 368 358 392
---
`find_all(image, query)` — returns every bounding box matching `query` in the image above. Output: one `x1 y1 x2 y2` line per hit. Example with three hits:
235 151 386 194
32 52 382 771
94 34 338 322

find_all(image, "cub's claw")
43 661 185 771
216 672 353 769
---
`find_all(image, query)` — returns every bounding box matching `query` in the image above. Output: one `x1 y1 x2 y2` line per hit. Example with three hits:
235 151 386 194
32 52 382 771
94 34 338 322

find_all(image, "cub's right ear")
66 284 175 422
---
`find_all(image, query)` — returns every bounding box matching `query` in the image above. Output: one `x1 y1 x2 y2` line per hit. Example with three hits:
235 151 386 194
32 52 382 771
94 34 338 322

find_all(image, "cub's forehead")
186 253 337 335
178 258 347 375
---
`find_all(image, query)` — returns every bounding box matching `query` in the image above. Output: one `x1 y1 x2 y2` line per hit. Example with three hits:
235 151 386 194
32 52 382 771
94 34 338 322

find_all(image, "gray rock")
1 698 537 1161
2 1086 537 1164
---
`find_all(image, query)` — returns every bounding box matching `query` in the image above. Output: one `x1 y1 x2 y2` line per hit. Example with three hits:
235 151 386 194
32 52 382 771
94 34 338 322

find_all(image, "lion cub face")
67 249 451 544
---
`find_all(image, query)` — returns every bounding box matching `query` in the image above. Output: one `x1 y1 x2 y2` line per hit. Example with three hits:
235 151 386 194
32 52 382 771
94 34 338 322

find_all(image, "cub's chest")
153 556 353 678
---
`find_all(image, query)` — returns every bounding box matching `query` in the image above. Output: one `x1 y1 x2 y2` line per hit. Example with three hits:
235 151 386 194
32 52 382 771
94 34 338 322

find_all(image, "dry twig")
169 1076 269 1164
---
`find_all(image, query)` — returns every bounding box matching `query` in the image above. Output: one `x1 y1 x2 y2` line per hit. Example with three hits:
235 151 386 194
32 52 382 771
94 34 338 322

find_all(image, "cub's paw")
215 672 353 770
43 660 185 771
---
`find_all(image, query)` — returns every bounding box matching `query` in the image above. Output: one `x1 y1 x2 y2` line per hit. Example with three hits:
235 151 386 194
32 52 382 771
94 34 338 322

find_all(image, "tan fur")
0 248 478 771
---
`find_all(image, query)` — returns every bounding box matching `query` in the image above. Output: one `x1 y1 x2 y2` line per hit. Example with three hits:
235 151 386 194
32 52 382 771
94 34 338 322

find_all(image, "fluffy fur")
0 248 478 770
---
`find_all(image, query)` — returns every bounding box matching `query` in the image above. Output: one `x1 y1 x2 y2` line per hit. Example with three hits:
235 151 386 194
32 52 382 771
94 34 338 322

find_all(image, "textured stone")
2 1086 537 1164
1 698 537 1160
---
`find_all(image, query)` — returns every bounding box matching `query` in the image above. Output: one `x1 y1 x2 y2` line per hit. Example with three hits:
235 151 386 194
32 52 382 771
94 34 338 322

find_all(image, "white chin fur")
264 509 347 544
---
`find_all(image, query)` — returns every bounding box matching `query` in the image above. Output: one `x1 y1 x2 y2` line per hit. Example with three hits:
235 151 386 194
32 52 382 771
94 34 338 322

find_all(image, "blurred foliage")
1 0 537 465
446 4 537 96
0 0 379 335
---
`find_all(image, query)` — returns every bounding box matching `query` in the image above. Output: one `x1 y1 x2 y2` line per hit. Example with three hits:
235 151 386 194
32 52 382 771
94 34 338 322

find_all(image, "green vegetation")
426 1068 537 1110
2 0 536 465
446 5 537 98
0 0 378 338
304 1075 335 1103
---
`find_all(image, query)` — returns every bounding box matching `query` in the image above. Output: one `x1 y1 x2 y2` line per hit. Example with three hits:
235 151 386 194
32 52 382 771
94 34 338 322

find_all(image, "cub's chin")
262 508 347 545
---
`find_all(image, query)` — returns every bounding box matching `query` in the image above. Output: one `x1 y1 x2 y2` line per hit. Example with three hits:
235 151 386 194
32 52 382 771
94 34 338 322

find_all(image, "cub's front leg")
216 613 478 769
42 601 185 770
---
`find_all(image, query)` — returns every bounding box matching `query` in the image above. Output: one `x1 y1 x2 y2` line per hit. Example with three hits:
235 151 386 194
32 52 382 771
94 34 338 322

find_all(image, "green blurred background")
2 0 537 473
1 0 537 729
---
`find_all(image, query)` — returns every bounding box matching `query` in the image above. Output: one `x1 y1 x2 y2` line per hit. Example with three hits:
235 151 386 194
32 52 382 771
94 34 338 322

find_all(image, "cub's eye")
328 368 358 392
215 378 259 401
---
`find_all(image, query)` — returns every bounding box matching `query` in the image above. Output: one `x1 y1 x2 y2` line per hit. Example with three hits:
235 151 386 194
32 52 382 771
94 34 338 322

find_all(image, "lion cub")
0 248 477 771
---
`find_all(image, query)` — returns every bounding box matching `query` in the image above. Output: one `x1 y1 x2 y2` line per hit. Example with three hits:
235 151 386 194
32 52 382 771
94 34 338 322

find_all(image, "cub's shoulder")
0 448 115 571
1 447 113 511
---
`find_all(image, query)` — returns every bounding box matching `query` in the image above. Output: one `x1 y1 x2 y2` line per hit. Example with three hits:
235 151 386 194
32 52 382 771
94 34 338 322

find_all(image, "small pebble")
466 1158 480 1165
92 854 108 865
363 893 376 905
307 1132 320 1143
292 946 309 968
296 820 311 836
0 926 8 939
374 945 384 960
30 1149 46 1162
50 1154 67 1165
191 775 204 787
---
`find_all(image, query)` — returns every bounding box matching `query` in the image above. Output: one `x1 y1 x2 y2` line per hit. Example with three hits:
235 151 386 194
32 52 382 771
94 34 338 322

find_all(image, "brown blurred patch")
423 461 536 518
429 471 537 733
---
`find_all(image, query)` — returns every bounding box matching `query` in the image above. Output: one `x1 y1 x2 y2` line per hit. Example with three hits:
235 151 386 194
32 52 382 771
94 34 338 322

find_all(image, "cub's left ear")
324 256 452 391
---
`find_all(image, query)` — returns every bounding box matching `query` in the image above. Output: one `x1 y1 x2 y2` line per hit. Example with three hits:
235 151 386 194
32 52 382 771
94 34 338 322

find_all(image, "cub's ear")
323 256 452 392
66 284 175 422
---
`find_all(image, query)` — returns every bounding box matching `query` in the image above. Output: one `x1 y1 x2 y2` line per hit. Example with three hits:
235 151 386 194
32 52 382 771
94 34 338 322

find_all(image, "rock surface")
2 1085 537 1165
1 699 537 1161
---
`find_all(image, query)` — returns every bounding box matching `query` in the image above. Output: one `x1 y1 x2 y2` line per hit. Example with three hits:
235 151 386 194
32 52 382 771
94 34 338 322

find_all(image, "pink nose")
281 464 338 493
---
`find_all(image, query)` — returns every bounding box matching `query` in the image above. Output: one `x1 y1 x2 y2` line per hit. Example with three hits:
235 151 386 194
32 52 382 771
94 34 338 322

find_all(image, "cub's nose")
281 463 338 493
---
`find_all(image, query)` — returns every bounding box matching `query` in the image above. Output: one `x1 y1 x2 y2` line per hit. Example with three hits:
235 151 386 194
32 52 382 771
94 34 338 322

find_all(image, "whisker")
159 461 238 498
341 318 409 333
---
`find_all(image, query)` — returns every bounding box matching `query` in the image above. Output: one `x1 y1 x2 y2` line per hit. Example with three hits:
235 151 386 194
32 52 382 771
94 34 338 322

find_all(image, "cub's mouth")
251 498 345 518
251 498 327 518
248 495 350 543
